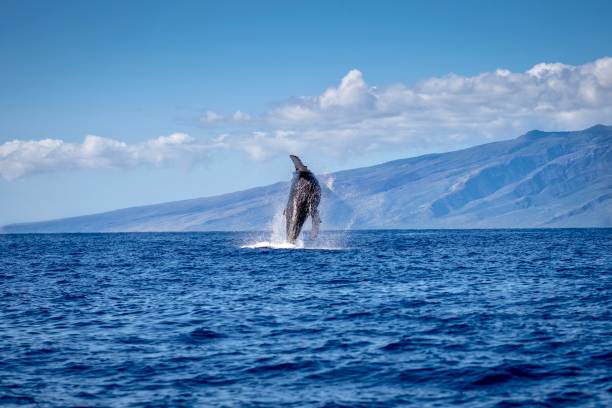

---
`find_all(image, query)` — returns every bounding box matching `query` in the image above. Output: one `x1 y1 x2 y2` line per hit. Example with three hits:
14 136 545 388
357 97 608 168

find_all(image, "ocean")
1 229 611 407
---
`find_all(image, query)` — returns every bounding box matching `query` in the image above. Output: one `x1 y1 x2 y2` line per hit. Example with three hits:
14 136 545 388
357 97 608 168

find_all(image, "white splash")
239 198 347 251
240 207 304 249
240 241 302 249
323 174 335 191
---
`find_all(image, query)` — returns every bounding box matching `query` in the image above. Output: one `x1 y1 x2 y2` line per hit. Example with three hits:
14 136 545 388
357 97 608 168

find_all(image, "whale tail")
290 155 308 172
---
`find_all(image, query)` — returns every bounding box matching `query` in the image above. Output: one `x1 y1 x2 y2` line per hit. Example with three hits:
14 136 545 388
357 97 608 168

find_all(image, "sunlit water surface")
1 230 611 407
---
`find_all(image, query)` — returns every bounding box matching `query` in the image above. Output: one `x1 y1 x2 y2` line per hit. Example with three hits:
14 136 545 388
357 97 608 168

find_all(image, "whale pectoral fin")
290 155 308 172
310 210 321 240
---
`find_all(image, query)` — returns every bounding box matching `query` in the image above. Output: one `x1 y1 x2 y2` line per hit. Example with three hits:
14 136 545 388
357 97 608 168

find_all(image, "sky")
1 0 612 225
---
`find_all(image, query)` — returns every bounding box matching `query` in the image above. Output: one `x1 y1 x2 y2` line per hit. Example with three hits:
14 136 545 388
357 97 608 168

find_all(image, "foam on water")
241 209 303 249
240 208 337 250
240 240 345 250
241 241 302 249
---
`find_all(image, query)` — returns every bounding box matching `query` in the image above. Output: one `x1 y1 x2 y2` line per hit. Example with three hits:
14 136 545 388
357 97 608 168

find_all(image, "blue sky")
1 0 612 224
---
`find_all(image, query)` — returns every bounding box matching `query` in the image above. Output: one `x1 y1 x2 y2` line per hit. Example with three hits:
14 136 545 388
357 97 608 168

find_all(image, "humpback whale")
285 155 321 243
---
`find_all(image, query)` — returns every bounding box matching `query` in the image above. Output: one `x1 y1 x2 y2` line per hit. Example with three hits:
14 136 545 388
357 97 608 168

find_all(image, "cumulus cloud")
3 57 611 180
230 56 612 159
232 110 251 121
0 133 220 181
200 110 253 126
200 110 223 124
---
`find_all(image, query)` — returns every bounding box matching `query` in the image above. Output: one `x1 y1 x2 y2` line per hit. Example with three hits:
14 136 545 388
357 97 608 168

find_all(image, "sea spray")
241 199 349 250
241 207 304 249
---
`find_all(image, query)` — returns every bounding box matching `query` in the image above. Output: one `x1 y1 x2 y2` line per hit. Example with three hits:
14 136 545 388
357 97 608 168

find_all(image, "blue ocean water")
1 230 611 407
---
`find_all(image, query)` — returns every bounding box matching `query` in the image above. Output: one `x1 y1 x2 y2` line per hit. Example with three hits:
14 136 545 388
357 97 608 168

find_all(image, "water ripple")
0 229 611 406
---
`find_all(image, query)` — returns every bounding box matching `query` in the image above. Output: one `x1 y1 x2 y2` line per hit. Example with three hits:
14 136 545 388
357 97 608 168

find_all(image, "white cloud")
3 57 611 179
232 110 251 121
201 110 223 124
0 133 218 181
227 56 612 159
319 69 373 109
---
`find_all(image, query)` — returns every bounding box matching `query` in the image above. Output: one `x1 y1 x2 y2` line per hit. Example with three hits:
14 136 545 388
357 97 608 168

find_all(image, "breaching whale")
285 155 321 243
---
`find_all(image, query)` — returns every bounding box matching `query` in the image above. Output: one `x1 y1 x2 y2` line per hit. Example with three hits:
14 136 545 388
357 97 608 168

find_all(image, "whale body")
285 155 321 243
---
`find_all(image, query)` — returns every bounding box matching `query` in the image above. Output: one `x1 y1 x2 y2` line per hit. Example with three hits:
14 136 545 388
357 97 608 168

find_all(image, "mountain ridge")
3 125 611 233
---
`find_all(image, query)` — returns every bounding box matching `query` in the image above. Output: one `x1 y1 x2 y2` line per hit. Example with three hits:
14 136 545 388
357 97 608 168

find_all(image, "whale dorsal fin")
290 155 308 172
